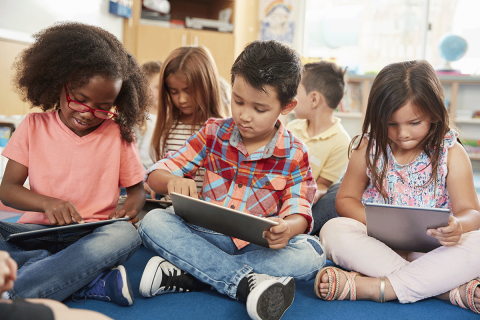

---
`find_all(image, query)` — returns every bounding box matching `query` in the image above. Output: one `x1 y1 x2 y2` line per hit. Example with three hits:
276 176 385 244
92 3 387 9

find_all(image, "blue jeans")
138 207 326 299
310 182 340 236
0 221 141 301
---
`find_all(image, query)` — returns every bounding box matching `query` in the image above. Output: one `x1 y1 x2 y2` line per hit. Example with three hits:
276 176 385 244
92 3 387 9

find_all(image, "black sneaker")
139 256 208 297
239 273 295 320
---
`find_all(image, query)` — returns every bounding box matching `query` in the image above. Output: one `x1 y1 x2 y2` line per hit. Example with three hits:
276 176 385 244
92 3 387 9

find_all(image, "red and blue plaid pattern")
147 118 316 247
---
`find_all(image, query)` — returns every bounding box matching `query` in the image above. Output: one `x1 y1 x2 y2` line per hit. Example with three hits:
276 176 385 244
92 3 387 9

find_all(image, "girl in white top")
315 60 480 315
148 46 226 194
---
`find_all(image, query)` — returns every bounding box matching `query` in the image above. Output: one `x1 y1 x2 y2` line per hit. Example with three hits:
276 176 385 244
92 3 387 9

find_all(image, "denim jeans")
310 182 341 236
138 207 326 299
0 221 141 301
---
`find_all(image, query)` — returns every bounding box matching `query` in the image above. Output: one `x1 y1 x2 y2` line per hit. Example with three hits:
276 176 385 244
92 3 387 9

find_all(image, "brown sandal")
314 267 358 301
450 278 480 314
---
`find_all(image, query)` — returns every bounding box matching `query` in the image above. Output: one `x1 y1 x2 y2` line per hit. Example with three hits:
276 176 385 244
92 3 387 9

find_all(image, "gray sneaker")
244 273 295 320
139 256 208 297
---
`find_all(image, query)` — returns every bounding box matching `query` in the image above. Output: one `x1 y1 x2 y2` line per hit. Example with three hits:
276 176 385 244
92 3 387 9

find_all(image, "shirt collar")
293 117 343 140
218 118 291 158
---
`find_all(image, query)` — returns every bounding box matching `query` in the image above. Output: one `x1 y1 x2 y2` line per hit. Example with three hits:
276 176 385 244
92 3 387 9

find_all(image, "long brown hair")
351 60 450 201
150 46 225 161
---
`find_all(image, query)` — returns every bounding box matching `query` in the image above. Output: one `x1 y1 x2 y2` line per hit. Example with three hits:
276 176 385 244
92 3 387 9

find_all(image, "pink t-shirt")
2 111 145 224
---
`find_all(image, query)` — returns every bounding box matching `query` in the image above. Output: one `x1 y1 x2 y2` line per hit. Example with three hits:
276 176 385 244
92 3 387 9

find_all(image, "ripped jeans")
139 207 326 299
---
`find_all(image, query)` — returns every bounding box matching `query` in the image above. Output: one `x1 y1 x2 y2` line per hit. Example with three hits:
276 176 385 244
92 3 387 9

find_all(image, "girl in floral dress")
315 60 480 315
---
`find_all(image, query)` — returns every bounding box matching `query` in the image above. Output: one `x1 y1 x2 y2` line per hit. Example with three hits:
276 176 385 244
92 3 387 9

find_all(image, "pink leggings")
319 217 480 303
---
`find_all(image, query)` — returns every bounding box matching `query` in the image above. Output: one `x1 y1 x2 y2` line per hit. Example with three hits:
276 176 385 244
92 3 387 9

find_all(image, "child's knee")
139 208 177 236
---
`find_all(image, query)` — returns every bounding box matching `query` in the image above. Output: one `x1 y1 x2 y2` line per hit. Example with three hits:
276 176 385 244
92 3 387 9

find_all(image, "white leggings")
319 217 480 303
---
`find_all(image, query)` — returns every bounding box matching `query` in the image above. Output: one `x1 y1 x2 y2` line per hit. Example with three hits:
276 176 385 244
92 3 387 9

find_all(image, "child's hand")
44 199 84 225
144 183 156 199
427 215 463 246
166 177 198 198
0 251 17 295
263 218 291 249
108 209 139 226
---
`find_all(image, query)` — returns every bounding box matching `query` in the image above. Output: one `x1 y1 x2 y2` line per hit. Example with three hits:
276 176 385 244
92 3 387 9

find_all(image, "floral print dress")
362 130 458 210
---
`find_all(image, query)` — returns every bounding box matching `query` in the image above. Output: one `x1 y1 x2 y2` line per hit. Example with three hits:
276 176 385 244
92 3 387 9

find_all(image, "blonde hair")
150 46 225 161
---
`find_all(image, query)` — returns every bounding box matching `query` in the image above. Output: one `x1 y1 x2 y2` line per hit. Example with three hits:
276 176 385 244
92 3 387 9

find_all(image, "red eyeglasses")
64 86 118 119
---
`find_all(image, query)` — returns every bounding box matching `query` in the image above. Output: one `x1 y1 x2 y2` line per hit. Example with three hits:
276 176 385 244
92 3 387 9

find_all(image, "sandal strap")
338 271 357 301
324 268 340 301
316 267 357 301
466 278 480 314
450 287 467 309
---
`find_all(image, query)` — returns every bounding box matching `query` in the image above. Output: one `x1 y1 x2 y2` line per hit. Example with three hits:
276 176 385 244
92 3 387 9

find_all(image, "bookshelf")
123 0 259 81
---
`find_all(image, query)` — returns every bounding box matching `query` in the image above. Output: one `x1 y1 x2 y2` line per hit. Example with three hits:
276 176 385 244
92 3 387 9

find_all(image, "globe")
438 33 468 62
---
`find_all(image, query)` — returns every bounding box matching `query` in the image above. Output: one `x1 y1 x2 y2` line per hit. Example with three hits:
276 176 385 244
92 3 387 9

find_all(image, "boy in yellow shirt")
286 61 351 235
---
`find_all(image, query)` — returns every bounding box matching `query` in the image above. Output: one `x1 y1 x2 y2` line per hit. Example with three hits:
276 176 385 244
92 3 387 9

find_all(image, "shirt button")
230 205 235 209
265 181 270 186
238 183 242 188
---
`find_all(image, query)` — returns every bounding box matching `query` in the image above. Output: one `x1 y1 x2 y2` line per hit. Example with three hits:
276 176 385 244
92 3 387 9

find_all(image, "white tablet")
5 217 130 242
171 192 279 248
365 203 450 252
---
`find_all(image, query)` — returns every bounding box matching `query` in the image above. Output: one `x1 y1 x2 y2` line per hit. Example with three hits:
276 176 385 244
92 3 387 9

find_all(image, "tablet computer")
171 192 279 248
365 203 450 252
5 217 130 242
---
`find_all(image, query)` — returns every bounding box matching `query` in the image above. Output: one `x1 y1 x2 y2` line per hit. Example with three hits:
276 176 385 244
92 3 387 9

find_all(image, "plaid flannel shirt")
146 117 316 249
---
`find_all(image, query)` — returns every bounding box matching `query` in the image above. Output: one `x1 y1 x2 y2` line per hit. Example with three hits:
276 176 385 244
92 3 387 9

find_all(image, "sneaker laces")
160 263 202 293
247 273 276 293
72 270 112 302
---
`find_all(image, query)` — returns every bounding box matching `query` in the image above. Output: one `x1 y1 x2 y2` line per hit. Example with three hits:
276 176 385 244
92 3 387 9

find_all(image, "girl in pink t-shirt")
315 60 480 314
0 22 150 307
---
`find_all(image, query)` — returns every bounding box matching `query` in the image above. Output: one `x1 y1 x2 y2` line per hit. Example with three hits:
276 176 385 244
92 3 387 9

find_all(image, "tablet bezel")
365 203 450 252
5 217 130 242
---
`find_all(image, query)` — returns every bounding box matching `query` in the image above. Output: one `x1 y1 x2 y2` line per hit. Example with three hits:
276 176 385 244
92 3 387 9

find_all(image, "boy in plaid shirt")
138 40 326 320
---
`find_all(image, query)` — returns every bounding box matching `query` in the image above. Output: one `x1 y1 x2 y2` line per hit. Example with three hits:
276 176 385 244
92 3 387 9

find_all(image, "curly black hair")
231 40 302 108
12 21 150 142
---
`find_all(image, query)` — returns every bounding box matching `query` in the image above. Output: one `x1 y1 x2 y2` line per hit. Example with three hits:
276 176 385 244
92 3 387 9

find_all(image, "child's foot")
237 273 295 320
315 267 390 302
441 278 480 314
139 256 208 297
315 267 358 300
72 265 134 306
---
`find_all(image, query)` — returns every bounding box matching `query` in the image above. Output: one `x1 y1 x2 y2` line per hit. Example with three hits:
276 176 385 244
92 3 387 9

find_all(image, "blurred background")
0 0 479 191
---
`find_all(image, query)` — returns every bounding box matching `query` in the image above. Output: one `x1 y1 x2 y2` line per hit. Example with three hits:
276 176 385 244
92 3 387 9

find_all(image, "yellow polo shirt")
286 117 351 183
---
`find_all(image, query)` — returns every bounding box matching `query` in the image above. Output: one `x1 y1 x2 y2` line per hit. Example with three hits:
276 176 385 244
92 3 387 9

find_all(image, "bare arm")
109 181 146 225
147 169 197 198
313 176 333 204
427 142 480 246
335 140 370 224
0 159 83 225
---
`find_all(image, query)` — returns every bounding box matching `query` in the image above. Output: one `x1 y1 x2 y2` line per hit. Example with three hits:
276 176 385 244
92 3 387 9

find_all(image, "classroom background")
0 1 480 319
1 0 480 185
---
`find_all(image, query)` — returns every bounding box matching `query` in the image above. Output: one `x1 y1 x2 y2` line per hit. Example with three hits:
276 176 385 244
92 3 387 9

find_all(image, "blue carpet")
1 215 477 319
63 245 477 320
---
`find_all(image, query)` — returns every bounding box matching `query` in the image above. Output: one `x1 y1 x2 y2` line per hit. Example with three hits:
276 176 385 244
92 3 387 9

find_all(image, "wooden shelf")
468 154 480 161
455 118 480 124
123 0 259 80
